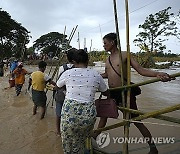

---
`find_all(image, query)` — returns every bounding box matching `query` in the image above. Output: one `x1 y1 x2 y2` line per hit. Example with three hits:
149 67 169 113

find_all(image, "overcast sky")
1 0 180 54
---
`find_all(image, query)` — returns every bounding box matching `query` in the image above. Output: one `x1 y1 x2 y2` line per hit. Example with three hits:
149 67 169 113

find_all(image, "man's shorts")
32 89 47 107
110 90 138 118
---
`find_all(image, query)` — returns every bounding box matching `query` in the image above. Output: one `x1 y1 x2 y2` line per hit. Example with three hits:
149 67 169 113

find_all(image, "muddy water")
93 67 180 154
0 66 179 154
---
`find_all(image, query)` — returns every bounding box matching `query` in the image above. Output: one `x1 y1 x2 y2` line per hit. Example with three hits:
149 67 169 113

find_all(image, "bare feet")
33 106 37 115
40 113 45 119
40 107 46 120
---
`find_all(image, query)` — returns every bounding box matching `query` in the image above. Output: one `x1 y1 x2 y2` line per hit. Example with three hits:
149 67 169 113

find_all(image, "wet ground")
0 66 179 154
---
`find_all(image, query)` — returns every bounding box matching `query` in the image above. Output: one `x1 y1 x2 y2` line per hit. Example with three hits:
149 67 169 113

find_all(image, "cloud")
1 0 180 53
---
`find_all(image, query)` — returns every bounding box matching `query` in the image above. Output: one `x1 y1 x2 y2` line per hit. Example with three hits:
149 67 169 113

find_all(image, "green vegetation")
33 32 71 57
0 8 30 60
133 7 179 67
0 7 179 69
132 51 180 69
134 7 178 53
88 50 109 65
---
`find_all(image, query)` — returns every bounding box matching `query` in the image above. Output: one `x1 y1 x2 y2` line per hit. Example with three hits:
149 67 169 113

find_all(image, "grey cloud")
1 0 179 53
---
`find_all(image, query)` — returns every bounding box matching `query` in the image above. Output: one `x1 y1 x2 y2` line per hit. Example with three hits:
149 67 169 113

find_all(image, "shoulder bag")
95 94 119 119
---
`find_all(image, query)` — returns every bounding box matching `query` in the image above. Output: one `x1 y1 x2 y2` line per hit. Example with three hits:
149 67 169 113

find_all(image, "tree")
173 10 180 40
33 32 70 57
0 8 30 59
134 7 178 53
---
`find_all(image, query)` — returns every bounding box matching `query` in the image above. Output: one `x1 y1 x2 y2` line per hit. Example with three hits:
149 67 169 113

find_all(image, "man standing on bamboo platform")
95 32 173 154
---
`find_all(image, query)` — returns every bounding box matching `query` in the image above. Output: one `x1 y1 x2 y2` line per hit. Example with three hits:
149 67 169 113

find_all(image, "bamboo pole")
68 27 74 42
84 38 86 49
46 26 78 108
46 72 180 92
90 39 92 52
110 72 180 91
62 25 67 47
68 25 78 45
49 25 67 106
21 38 26 61
118 106 180 124
99 24 103 43
85 138 93 154
124 0 131 153
50 25 78 81
112 0 128 151
112 0 125 105
112 3 127 151
94 104 180 133
55 25 67 81
78 32 80 49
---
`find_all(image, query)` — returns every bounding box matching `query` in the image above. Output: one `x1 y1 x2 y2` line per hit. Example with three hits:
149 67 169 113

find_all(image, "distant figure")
13 62 30 96
10 60 18 78
54 48 76 136
56 49 108 153
10 60 18 73
29 61 56 119
3 58 8 71
96 32 174 154
0 60 5 77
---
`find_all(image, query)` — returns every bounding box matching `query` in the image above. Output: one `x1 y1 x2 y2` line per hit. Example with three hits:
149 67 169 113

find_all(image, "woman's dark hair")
66 48 77 63
103 32 117 46
73 49 89 64
38 61 47 68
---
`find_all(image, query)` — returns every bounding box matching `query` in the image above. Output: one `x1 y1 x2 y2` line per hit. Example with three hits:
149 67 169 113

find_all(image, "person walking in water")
95 32 173 154
13 62 30 96
0 59 5 77
56 49 108 153
54 48 76 136
29 61 56 119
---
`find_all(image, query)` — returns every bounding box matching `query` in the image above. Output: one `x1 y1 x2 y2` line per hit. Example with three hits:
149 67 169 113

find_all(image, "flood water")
0 65 179 154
